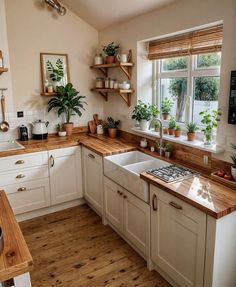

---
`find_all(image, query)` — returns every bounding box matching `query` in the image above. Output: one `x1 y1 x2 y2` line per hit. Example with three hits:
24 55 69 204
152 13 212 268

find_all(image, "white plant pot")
139 120 149 131
231 166 236 181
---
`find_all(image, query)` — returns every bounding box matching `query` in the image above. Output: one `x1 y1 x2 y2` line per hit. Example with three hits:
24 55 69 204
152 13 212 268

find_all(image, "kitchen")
0 0 236 286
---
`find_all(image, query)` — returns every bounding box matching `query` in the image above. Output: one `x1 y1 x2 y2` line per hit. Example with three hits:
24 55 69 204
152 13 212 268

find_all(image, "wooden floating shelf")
0 67 8 75
41 92 57 97
91 88 134 107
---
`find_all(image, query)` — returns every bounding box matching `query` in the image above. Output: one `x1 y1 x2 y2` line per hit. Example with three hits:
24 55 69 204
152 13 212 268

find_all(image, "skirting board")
16 198 86 222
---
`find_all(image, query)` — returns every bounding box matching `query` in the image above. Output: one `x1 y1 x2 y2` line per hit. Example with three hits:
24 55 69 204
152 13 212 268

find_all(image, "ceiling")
63 0 177 30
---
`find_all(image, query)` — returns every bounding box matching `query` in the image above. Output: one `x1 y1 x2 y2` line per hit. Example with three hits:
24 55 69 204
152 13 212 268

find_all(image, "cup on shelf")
117 53 128 63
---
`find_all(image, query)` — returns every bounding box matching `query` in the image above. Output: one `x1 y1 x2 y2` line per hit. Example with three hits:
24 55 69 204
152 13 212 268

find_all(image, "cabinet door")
123 190 150 257
49 147 83 205
151 186 206 287
82 147 103 214
104 176 123 232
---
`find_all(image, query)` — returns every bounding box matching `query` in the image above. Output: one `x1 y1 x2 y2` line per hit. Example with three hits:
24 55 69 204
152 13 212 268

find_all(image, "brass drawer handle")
169 201 183 210
152 194 157 211
16 174 26 179
15 160 24 165
50 155 55 167
17 187 26 192
123 195 127 199
88 153 95 159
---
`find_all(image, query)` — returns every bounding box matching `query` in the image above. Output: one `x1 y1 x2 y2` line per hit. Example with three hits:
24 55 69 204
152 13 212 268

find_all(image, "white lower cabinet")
104 176 150 257
49 147 83 205
82 147 103 215
150 185 206 287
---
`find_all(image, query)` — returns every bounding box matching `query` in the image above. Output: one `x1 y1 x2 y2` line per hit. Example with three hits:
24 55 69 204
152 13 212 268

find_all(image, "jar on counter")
113 81 119 89
105 78 110 89
94 53 103 65
95 78 104 88
109 79 115 89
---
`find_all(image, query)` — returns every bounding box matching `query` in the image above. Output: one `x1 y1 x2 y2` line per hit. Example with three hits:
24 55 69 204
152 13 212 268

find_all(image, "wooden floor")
20 204 171 287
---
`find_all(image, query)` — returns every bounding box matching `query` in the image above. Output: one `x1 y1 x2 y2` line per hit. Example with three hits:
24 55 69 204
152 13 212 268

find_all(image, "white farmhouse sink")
104 151 170 203
0 140 25 152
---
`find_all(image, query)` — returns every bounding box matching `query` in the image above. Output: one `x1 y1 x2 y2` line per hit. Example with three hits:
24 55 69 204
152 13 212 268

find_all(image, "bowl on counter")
58 131 67 137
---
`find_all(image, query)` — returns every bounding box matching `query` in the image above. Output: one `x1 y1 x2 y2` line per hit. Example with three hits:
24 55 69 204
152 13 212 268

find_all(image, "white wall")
0 0 103 135
99 0 236 162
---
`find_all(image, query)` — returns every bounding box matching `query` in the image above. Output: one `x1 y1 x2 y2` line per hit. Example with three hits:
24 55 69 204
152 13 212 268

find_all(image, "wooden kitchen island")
0 191 33 287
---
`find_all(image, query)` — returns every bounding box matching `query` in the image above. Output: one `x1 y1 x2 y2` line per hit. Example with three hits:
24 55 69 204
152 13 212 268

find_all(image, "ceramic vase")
139 120 149 131
63 123 73 136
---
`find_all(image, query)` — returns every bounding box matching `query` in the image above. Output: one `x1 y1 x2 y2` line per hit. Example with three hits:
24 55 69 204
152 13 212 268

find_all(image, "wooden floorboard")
19 204 171 287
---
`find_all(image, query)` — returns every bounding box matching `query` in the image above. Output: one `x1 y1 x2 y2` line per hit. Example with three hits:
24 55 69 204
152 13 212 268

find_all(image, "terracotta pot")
155 127 160 132
63 123 74 136
108 128 117 138
162 113 169 120
231 166 236 181
187 132 196 141
168 128 175 136
174 130 181 137
163 128 168 134
105 56 115 64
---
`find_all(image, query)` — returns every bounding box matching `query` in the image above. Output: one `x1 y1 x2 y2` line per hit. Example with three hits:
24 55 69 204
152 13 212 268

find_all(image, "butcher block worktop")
0 191 33 282
0 133 235 219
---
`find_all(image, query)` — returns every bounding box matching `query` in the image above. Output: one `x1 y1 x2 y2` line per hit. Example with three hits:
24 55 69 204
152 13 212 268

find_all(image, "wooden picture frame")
40 53 70 96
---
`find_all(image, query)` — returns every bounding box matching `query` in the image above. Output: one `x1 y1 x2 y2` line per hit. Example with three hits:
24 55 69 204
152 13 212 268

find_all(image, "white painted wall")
99 0 236 162
0 0 103 134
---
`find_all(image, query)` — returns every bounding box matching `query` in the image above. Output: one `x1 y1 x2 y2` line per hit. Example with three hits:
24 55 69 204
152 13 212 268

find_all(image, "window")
154 52 221 126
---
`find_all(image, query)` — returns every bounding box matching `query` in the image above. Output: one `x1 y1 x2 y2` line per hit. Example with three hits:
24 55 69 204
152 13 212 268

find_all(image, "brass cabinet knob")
17 187 26 192
16 174 25 179
15 160 24 165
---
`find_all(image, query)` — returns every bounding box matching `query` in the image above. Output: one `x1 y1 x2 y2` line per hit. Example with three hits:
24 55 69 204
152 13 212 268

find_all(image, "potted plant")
46 59 64 91
48 83 87 136
132 101 159 131
102 42 120 64
174 124 181 137
199 109 221 146
231 144 236 181
154 122 160 132
103 117 120 138
161 97 173 120
56 123 66 137
164 143 173 158
186 122 198 141
168 117 176 135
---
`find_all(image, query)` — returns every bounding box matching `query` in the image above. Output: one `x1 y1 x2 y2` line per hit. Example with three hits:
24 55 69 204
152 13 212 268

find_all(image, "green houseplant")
174 124 181 138
161 97 174 120
164 143 173 158
48 83 87 136
168 117 176 135
102 42 120 64
46 59 64 91
186 122 198 141
132 101 159 131
103 117 120 138
231 144 236 181
199 109 221 146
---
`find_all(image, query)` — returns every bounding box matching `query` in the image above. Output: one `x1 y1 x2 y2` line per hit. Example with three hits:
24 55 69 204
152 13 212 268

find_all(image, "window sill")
131 127 224 154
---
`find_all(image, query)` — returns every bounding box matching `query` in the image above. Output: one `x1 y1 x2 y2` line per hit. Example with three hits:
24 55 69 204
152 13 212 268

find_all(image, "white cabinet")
82 147 103 215
49 147 83 205
104 176 150 257
151 185 206 287
0 151 50 215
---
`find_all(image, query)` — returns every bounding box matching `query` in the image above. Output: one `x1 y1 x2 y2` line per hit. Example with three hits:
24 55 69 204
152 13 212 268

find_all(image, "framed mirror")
40 53 70 95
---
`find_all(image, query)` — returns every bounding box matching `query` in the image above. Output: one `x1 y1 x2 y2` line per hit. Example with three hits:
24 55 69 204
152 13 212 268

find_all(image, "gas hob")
147 165 199 183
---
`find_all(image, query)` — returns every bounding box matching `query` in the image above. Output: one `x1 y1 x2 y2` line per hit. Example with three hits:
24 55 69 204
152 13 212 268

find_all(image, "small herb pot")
162 113 169 120
58 131 66 137
105 56 115 64
187 132 196 141
108 128 117 138
165 151 171 158
163 128 168 134
174 130 181 137
168 128 175 136
139 120 149 131
63 123 74 136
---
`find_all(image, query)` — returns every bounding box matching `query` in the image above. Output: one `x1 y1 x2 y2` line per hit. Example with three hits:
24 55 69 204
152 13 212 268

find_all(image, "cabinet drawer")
0 166 49 187
4 178 51 215
0 152 48 172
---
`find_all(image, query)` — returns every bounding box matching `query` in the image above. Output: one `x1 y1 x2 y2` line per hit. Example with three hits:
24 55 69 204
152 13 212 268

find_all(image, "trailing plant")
186 122 198 133
56 123 64 132
48 83 87 123
168 117 176 129
175 124 181 131
231 144 236 167
161 97 174 114
103 117 120 129
102 42 120 56
47 59 64 82
132 101 159 121
199 109 221 142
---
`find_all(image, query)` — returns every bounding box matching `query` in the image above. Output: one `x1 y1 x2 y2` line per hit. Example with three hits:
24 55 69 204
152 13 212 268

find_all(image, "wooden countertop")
140 172 236 219
0 133 235 219
0 191 33 282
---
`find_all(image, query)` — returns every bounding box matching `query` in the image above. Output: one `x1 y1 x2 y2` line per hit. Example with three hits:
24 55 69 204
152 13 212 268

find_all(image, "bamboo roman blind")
148 24 223 60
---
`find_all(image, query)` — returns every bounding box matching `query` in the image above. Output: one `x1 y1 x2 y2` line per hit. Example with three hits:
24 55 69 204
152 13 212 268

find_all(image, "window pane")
196 52 221 69
193 76 220 125
160 77 188 122
161 56 188 72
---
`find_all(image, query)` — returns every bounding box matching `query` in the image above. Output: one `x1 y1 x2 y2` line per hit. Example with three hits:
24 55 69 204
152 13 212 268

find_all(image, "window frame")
154 53 221 127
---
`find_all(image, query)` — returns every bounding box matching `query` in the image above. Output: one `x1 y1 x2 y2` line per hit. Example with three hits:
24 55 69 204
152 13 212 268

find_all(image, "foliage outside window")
155 52 221 125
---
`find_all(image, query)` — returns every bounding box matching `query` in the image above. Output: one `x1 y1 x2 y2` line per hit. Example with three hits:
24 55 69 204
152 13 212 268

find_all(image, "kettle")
31 120 49 140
